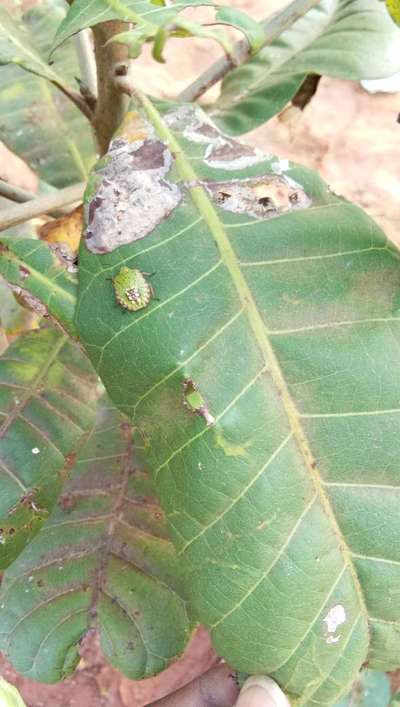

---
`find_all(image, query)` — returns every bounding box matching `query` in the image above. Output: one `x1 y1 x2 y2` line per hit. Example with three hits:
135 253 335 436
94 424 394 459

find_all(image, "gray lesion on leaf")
206 175 311 219
165 104 265 170
49 243 78 273
85 137 182 254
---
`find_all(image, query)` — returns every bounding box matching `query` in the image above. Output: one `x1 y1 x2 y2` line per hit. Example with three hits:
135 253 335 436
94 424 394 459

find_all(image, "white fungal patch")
271 158 290 174
31 447 40 455
323 604 346 644
166 104 265 170
85 137 182 254
207 175 311 219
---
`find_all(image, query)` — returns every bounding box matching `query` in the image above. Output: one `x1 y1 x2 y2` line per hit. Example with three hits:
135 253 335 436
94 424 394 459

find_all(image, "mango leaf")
391 693 400 706
335 669 391 707
51 0 263 60
0 5 74 87
216 7 266 53
0 327 97 569
0 238 78 339
0 398 192 682
0 0 94 187
75 100 400 705
211 0 400 135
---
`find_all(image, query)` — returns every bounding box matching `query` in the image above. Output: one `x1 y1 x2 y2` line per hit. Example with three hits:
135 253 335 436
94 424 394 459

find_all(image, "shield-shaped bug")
111 266 155 312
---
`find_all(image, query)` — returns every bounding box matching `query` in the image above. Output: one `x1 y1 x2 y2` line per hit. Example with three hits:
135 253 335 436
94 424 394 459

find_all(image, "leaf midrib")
136 91 369 624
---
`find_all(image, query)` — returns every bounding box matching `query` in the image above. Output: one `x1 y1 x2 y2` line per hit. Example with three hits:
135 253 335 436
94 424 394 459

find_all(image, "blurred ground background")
0 0 399 704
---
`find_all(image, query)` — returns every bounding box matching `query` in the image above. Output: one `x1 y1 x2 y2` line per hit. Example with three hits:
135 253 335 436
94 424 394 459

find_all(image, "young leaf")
0 238 78 338
0 328 97 568
52 0 261 64
0 1 94 187
211 0 400 135
51 0 215 53
76 100 400 704
334 669 391 706
0 399 192 682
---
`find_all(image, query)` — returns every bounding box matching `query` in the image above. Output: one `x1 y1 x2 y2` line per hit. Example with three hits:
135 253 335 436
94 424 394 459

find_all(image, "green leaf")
0 328 97 569
0 5 71 85
212 0 400 135
0 1 94 186
334 669 391 706
0 398 192 682
0 238 78 338
75 99 400 704
216 7 266 54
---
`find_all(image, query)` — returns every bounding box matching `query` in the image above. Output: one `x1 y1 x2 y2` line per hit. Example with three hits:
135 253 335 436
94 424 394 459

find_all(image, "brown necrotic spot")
85 137 182 254
9 285 49 317
206 174 311 219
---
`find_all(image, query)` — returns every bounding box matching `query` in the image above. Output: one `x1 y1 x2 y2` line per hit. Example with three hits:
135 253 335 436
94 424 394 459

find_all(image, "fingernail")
236 676 291 707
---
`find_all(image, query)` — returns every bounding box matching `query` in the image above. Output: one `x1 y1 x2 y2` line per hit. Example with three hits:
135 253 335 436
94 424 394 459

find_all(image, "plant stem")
92 22 129 154
178 0 321 103
0 183 85 232
0 179 77 218
0 179 37 205
74 29 98 99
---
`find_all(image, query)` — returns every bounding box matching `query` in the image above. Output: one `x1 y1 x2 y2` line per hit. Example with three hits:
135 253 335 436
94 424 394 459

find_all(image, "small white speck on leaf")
28 576 34 582
326 635 341 644
323 604 346 644
31 447 40 454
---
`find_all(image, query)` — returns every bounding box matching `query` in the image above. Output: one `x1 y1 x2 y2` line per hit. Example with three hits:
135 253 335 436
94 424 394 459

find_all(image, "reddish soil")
1 0 399 704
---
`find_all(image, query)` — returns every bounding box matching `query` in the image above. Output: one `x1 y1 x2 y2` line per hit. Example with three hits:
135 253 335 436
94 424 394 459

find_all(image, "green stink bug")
111 266 155 312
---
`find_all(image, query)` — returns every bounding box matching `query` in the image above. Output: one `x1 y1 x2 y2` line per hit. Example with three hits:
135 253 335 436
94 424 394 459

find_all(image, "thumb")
235 676 291 707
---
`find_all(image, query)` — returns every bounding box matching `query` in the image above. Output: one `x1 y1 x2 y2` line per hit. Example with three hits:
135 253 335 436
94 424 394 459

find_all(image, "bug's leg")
149 285 159 301
143 272 156 278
